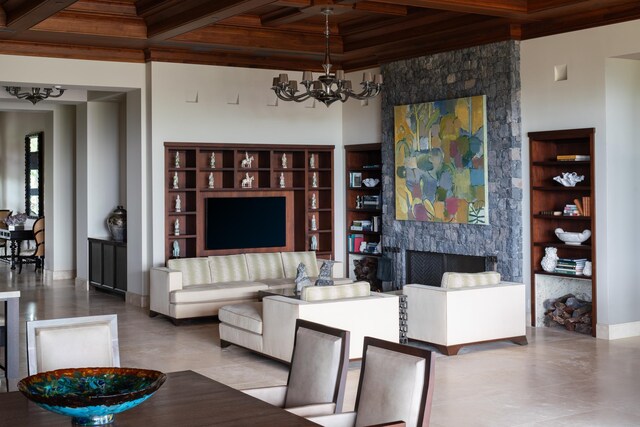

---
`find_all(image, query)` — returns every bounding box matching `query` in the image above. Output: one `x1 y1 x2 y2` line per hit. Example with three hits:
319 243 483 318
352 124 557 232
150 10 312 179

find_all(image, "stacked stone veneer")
380 41 523 285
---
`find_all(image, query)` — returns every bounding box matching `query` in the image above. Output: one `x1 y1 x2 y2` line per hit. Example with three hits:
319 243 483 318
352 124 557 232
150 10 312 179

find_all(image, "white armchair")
243 319 349 417
403 272 527 355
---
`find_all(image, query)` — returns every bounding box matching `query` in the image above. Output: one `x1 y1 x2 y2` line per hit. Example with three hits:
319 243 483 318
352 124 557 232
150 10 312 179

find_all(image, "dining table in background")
0 227 34 270
0 370 319 426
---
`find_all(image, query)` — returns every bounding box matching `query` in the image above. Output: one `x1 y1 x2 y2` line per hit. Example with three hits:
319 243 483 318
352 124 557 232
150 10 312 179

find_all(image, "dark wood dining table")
0 227 34 270
0 370 319 426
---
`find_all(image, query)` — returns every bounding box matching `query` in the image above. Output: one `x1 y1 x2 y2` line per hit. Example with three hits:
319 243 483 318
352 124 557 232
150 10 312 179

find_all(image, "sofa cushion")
219 302 263 335
302 282 370 302
170 281 267 304
258 278 296 290
281 251 319 278
245 253 285 280
208 255 250 283
441 271 501 289
167 258 212 287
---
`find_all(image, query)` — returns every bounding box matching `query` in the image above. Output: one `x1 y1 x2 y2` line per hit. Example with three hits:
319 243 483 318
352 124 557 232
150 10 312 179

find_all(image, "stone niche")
379 41 523 286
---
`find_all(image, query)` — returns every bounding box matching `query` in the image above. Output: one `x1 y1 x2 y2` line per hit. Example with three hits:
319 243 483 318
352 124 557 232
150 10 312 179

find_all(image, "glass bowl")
18 367 166 426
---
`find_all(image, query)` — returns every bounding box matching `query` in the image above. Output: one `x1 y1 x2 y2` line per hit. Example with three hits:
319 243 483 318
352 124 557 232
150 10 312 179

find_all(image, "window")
25 132 44 217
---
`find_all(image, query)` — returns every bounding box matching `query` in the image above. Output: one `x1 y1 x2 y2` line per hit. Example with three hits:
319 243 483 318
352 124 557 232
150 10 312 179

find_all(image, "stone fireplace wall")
380 41 523 285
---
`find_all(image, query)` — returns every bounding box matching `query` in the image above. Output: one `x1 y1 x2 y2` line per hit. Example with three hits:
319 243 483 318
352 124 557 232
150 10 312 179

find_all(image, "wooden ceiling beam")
144 0 278 41
370 0 528 18
354 2 408 16
4 0 79 31
260 8 309 27
32 11 147 39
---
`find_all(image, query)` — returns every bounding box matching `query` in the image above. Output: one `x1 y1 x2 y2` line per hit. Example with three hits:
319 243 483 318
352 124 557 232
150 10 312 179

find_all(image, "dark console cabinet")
89 238 127 296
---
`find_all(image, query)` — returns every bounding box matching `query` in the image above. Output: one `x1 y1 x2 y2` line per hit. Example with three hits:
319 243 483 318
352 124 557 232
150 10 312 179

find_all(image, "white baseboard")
44 269 76 281
126 292 148 308
596 321 640 340
75 278 89 290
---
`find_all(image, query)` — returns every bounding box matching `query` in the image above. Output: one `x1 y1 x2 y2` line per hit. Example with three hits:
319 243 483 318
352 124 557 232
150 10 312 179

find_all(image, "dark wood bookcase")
528 128 596 336
345 143 383 278
164 143 334 262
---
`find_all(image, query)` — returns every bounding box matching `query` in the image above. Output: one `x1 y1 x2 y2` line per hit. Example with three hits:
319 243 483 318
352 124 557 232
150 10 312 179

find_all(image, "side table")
384 290 408 344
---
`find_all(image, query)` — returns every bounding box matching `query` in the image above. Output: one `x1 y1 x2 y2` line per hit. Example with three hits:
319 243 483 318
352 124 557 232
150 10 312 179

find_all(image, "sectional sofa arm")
150 267 184 317
316 259 345 279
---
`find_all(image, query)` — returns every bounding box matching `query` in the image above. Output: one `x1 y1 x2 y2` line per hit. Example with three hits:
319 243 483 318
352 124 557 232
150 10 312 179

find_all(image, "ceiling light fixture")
271 8 382 107
4 86 66 105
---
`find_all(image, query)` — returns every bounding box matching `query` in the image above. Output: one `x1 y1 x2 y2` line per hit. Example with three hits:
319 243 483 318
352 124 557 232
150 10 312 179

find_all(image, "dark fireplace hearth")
406 250 497 287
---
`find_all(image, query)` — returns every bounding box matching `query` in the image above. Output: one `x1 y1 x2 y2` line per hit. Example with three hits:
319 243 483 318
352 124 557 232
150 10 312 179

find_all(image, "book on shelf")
362 164 381 169
372 216 381 232
557 154 590 161
563 204 580 216
350 220 372 231
581 196 591 216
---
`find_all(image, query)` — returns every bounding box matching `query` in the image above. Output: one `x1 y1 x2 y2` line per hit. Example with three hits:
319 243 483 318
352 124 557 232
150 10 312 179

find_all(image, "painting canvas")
394 95 488 224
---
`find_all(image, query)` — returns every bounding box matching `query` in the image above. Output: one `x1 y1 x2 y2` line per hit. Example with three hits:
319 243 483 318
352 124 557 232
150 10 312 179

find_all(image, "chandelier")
4 86 66 104
271 8 382 107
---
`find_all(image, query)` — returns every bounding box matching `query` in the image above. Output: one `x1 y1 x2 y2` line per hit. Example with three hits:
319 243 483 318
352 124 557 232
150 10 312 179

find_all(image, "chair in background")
242 319 350 417
308 337 435 427
0 209 11 256
18 217 44 273
26 314 120 375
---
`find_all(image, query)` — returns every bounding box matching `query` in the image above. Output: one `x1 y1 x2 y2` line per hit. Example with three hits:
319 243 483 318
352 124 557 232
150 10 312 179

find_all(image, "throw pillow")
295 263 312 294
315 260 335 286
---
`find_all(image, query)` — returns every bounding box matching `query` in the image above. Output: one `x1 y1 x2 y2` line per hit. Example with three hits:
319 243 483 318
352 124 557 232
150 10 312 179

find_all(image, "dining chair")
18 217 44 273
242 319 350 417
308 337 436 427
26 314 120 375
0 209 11 256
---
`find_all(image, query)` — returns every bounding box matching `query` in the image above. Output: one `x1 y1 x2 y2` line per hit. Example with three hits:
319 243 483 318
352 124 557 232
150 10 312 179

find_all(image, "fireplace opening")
406 250 497 287
543 293 592 335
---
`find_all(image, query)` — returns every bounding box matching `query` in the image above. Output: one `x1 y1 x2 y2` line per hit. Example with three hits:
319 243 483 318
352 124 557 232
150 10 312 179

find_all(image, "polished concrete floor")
2 264 640 426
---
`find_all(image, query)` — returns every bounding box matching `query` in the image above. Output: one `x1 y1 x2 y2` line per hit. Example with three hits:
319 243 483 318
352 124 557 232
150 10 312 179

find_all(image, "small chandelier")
4 86 66 104
272 8 382 107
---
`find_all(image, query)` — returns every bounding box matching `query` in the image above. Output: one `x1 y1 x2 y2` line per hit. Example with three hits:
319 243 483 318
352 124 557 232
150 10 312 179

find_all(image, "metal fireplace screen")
406 251 492 286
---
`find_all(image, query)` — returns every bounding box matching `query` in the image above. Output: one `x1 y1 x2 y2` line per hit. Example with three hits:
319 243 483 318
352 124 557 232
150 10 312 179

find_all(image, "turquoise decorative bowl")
18 367 167 426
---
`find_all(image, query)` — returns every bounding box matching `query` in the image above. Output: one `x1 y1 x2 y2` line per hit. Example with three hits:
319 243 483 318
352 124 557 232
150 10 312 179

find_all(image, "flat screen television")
205 197 287 250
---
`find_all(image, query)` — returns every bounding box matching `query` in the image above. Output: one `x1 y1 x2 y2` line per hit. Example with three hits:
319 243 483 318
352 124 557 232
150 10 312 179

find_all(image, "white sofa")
150 251 350 323
218 282 400 361
403 272 527 355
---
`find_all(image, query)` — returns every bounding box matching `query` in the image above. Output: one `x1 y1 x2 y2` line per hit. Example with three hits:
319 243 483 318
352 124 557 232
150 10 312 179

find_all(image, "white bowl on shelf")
555 228 591 245
362 178 379 188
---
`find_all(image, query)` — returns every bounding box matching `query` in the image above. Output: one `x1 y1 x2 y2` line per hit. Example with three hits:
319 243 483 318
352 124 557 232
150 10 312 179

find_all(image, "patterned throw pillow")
315 260 335 286
295 263 312 294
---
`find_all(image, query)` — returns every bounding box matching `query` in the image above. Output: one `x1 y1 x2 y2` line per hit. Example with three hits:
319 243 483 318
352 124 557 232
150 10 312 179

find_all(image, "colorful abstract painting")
394 95 488 224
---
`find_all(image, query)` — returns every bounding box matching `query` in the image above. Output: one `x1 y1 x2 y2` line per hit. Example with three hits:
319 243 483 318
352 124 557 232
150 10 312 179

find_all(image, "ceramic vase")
107 206 127 242
583 261 592 277
541 246 558 272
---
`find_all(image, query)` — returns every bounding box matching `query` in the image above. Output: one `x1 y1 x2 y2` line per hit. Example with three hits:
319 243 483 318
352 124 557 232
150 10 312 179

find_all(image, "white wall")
521 19 640 335
149 62 346 266
342 68 382 146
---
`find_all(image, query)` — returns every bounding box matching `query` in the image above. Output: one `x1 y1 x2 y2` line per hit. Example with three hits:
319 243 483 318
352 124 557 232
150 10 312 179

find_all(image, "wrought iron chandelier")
4 86 66 104
271 8 382 107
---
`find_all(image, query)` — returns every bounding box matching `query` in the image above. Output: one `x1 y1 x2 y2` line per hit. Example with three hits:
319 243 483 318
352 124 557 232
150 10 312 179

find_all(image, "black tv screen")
205 197 287 250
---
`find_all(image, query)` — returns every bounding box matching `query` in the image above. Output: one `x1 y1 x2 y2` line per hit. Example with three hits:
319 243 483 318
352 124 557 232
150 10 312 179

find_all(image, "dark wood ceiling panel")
0 0 637 70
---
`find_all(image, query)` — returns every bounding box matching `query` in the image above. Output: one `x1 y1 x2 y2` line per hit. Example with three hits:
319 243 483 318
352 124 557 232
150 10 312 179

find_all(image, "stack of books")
557 154 590 161
363 195 380 208
581 196 591 216
372 216 381 232
555 258 587 275
350 220 372 231
348 234 364 253
563 204 580 216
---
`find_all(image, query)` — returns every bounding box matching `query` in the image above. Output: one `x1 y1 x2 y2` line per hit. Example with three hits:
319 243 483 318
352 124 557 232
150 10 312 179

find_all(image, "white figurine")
174 151 180 168
175 195 181 212
172 172 179 189
553 172 584 187
359 241 367 253
208 172 214 189
241 172 254 188
210 152 216 169
311 214 317 231
310 235 318 251
172 240 180 258
241 151 254 168
309 154 315 169
355 195 362 209
541 247 558 272
282 153 287 169
311 193 317 209
583 261 592 277
174 218 180 236
312 172 318 188
279 172 285 188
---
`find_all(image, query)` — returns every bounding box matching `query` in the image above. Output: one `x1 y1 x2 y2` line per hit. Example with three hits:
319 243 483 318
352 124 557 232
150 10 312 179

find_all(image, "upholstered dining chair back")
284 319 350 411
26 314 120 375
32 217 45 257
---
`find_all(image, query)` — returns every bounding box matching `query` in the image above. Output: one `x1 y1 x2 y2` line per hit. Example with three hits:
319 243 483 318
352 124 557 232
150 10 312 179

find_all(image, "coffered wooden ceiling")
0 0 639 72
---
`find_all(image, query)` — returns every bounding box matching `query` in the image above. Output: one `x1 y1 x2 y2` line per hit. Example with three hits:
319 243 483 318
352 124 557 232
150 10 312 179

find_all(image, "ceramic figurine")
294 263 311 295
359 241 367 253
172 172 179 189
356 195 362 209
312 172 318 188
174 151 180 168
175 195 181 212
241 151 254 168
279 172 285 188
553 172 584 187
174 218 180 236
583 261 592 277
310 235 318 251
208 172 214 189
311 193 317 209
210 152 216 169
281 153 287 169
241 172 254 188
541 246 558 272
309 154 315 169
311 214 317 231
172 241 180 258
